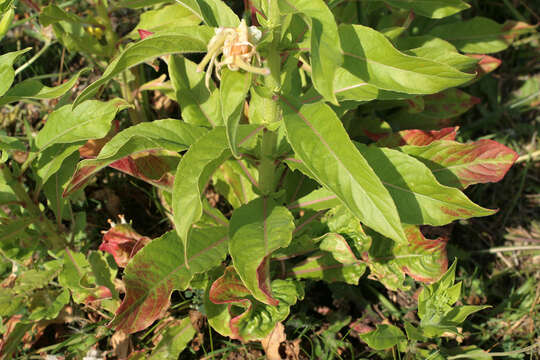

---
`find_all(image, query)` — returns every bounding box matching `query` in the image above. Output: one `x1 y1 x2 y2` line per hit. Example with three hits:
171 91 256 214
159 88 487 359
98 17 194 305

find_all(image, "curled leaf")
99 216 151 268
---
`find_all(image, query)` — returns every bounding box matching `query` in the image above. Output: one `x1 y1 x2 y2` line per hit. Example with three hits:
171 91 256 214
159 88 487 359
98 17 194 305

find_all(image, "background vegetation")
0 0 538 359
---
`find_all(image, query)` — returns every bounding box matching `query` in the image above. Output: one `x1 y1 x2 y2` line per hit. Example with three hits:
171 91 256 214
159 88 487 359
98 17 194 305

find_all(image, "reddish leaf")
111 228 228 334
85 285 113 304
138 29 154 40
366 225 448 289
402 139 518 189
501 20 537 42
467 54 501 78
399 226 448 283
375 127 458 147
99 215 151 268
209 266 251 305
65 150 178 196
109 150 178 190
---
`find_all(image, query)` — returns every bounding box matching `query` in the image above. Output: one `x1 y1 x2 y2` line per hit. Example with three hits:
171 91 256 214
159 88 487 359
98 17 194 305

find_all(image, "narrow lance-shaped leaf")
111 227 228 334
175 0 239 27
221 69 251 157
0 68 89 106
0 48 31 97
428 17 536 54
278 0 343 104
74 26 213 107
172 125 261 265
36 99 130 150
339 24 474 95
229 197 295 305
355 143 495 225
401 139 518 189
384 0 470 19
127 3 200 39
64 119 207 196
396 35 478 73
169 55 222 127
280 96 407 244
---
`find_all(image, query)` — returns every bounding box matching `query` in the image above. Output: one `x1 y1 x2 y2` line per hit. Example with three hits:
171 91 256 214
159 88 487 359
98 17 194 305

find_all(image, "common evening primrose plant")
1 0 534 358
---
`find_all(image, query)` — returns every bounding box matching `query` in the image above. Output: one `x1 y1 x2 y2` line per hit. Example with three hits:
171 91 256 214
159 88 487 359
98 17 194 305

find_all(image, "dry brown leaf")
111 330 131 360
261 322 286 360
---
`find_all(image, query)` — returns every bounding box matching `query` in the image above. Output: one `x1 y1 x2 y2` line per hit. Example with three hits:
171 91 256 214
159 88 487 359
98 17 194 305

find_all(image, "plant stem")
258 129 277 195
474 245 540 254
0 163 65 250
257 0 282 195
14 41 52 76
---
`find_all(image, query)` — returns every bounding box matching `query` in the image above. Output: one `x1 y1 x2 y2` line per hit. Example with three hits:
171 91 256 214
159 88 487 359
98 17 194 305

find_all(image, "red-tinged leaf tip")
138 29 154 40
377 127 459 147
109 152 176 191
447 139 518 188
85 286 113 304
100 218 151 267
467 54 502 76
501 21 537 42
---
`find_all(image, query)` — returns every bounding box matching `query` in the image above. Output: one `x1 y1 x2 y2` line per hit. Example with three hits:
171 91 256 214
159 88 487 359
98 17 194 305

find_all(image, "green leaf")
39 4 84 26
428 17 534 53
0 68 89 106
280 97 407 244
355 144 495 225
360 324 406 350
88 251 118 300
128 4 201 39
28 289 70 321
397 36 478 72
339 24 474 94
111 227 228 334
290 233 367 285
39 5 109 57
0 134 25 152
0 48 31 97
401 139 518 189
74 26 213 107
229 197 295 305
384 0 470 19
58 250 94 303
150 317 196 360
169 55 222 127
64 119 207 196
115 0 170 9
279 0 343 104
290 252 366 285
212 160 258 208
172 126 260 264
287 187 340 211
42 150 79 221
36 99 129 150
221 69 252 157
175 0 239 27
